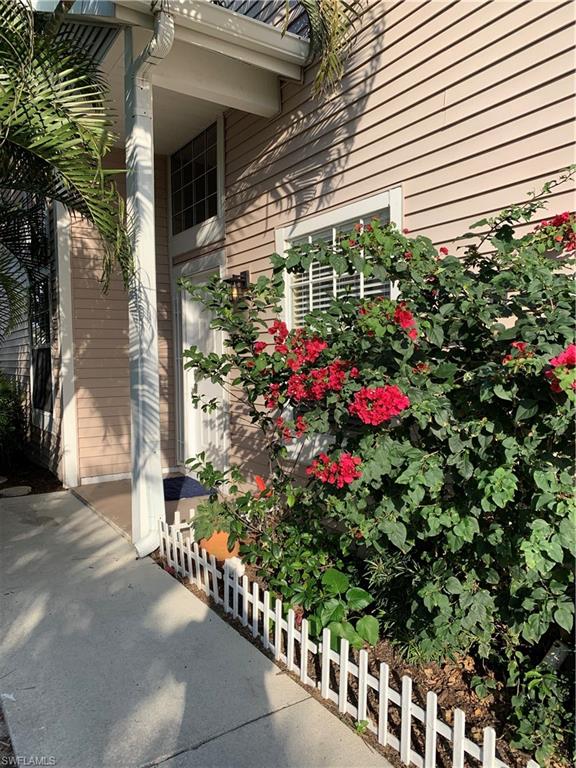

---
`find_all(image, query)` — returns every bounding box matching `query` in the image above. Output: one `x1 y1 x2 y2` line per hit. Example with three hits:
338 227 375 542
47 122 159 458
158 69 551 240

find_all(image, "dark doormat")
163 476 211 501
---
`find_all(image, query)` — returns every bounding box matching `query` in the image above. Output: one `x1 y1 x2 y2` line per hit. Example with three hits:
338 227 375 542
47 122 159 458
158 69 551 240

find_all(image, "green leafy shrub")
0 373 24 470
183 170 575 764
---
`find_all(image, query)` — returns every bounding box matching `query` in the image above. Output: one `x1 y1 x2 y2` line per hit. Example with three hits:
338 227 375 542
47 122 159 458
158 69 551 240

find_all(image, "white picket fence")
159 517 538 768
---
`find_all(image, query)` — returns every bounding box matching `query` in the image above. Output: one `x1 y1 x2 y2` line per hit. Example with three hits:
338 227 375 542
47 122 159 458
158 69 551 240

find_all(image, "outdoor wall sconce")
224 270 250 302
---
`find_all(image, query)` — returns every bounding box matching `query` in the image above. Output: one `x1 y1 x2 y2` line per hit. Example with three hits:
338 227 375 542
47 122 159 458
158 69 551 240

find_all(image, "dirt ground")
0 456 62 495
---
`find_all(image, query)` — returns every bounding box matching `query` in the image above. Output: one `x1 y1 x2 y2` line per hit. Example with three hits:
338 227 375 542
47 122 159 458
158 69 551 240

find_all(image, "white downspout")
124 1 175 558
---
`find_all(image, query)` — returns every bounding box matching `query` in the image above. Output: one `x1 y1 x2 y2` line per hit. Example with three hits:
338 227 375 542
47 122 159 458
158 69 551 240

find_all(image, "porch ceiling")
52 0 309 136
104 32 223 155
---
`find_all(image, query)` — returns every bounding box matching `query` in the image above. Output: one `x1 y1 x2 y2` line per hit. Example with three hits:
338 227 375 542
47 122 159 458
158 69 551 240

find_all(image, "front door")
178 267 228 471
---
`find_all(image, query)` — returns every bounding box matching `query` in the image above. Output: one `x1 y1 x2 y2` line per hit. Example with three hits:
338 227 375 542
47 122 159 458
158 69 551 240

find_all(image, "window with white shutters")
289 210 391 326
276 189 402 328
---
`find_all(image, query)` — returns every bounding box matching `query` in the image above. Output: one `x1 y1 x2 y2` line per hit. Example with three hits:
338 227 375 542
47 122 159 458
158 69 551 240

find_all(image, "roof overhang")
36 0 309 82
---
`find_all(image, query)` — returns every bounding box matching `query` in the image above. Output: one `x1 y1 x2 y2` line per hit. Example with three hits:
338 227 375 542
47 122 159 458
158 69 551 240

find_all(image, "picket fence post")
320 627 331 698
251 581 259 637
453 709 466 768
400 675 412 764
378 662 389 747
300 618 309 684
156 524 541 768
424 690 437 768
338 638 349 713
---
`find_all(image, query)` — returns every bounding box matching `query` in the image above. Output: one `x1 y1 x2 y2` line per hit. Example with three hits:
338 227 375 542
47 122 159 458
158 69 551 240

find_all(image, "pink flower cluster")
276 414 307 440
535 212 576 252
286 360 358 402
348 385 410 425
502 341 530 365
306 452 362 488
546 343 576 392
393 302 419 341
285 329 328 372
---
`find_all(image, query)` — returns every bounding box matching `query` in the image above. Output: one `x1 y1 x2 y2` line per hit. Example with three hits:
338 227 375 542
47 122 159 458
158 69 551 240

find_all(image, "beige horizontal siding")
72 153 176 481
0 320 30 387
223 0 576 476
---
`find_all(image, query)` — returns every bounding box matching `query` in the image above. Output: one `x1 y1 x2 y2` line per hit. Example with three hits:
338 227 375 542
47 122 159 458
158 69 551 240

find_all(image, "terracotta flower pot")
198 530 240 561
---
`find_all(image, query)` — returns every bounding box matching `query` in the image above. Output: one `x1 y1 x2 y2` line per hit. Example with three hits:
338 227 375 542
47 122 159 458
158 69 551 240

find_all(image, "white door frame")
171 251 229 473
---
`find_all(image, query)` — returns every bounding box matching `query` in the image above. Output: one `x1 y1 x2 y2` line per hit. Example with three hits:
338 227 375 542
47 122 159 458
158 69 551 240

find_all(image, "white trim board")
55 202 79 488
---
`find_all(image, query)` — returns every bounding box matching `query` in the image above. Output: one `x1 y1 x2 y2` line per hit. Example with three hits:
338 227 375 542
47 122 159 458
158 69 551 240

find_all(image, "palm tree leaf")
0 0 132 309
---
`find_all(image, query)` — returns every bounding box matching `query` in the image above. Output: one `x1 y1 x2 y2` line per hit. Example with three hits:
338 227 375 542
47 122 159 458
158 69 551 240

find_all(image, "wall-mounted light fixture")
224 270 250 302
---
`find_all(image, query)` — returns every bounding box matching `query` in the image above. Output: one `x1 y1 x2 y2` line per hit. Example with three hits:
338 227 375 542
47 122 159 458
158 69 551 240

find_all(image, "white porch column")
54 202 79 489
124 4 174 557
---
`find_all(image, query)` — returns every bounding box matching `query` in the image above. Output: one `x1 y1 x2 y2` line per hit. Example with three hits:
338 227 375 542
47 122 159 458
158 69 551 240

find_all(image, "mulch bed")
150 551 533 768
0 457 62 495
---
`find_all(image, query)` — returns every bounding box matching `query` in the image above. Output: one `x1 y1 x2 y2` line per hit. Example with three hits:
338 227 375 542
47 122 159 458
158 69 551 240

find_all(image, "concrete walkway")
0 492 390 768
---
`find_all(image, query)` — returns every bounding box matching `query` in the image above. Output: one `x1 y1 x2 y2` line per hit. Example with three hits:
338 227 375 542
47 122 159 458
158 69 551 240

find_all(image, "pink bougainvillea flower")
269 319 289 345
348 385 410 426
511 341 528 353
545 343 576 393
276 417 292 440
550 343 576 368
544 369 562 393
408 328 419 341
306 452 362 488
295 415 307 437
439 246 449 255
253 341 267 354
393 302 416 330
404 251 413 261
265 383 281 409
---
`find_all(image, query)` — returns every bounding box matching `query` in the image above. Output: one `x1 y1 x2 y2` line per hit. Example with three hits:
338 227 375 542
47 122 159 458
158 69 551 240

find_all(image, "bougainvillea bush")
182 172 575 764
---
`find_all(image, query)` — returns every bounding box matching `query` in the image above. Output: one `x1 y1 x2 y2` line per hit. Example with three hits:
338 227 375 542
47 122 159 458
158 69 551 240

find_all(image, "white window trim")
168 115 225 260
275 187 403 326
172 250 228 470
29 264 55 434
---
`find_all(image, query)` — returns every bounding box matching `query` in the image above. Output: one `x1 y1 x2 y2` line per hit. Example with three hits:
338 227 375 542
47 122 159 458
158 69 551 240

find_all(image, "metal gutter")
125 0 175 559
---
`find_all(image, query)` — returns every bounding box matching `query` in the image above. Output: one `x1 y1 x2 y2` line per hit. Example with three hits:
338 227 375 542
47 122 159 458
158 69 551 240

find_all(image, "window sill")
169 216 224 260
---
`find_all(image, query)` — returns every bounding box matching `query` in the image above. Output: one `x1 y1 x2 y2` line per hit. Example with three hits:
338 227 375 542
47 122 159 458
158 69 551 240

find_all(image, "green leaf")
428 324 444 347
319 598 346 627
515 399 538 421
554 603 574 632
380 520 407 551
346 587 373 611
322 568 350 595
339 621 364 648
445 576 463 594
453 517 480 542
494 384 513 401
355 615 380 646
434 363 458 380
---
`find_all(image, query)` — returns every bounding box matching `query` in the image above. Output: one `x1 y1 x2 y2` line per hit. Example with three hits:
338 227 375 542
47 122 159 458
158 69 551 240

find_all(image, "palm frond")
0 0 132 305
297 0 363 96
